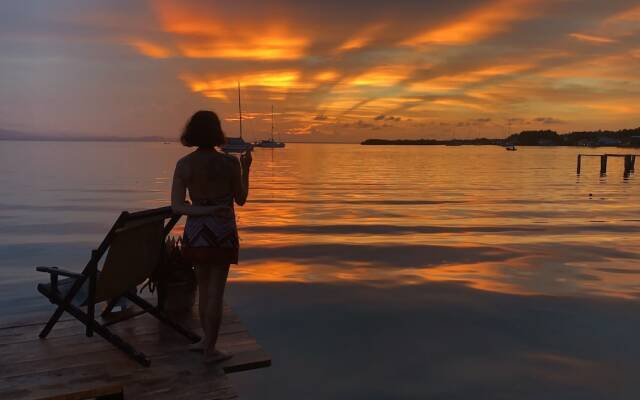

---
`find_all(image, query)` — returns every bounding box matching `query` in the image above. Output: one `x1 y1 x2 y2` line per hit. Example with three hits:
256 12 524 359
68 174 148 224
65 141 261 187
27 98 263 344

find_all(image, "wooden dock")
0 296 270 399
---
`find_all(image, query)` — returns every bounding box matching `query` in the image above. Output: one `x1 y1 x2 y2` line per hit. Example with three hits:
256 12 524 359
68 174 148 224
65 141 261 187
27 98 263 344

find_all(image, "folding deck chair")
35 206 200 367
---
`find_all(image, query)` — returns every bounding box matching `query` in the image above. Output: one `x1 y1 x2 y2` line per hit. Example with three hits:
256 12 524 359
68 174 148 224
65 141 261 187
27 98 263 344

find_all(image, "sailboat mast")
271 105 274 141
238 81 243 139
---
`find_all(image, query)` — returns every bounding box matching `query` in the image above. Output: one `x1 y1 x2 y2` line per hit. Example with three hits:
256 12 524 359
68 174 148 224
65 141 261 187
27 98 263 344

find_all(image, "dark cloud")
534 117 566 124
342 120 376 129
374 114 402 122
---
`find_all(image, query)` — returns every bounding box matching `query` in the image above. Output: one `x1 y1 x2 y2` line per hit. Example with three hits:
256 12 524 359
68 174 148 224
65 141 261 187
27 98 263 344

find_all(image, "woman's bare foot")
203 349 233 364
188 339 205 352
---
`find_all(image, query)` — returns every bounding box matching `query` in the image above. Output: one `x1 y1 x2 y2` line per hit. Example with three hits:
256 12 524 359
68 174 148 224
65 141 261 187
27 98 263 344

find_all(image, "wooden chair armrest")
36 266 84 278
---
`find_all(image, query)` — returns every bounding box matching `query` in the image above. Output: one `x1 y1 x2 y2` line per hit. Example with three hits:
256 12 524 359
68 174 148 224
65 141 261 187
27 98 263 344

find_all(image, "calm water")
2 142 640 398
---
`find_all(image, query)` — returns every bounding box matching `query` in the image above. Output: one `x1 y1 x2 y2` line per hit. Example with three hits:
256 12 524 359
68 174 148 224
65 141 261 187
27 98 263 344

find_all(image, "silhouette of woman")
171 110 251 363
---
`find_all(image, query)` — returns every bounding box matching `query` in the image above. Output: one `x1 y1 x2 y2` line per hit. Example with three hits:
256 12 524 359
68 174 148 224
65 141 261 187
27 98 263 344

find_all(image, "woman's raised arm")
231 152 251 206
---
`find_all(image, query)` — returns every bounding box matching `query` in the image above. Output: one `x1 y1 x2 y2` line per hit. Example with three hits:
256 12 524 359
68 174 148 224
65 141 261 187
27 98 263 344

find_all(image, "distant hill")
0 129 173 142
362 127 640 147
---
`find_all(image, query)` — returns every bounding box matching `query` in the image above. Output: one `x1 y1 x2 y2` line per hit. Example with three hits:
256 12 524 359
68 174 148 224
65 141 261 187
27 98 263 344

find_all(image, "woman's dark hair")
180 110 226 147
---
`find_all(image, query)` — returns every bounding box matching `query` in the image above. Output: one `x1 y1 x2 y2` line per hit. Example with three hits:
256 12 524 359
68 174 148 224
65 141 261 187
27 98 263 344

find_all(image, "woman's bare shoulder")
174 152 197 175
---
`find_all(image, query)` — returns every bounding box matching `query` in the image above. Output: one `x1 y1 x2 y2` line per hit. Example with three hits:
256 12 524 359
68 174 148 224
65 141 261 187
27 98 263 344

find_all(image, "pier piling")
576 154 581 174
625 155 632 174
600 155 608 175
576 153 640 177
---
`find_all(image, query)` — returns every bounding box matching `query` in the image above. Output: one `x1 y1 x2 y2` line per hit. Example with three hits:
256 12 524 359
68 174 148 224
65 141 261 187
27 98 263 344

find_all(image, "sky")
0 0 639 143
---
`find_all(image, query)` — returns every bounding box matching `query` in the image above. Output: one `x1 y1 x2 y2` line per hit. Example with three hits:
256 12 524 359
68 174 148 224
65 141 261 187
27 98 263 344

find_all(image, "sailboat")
221 82 253 153
255 105 285 148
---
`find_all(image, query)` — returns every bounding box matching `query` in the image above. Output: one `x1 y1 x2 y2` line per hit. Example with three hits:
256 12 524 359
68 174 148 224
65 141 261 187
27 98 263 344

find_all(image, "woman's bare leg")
190 266 212 351
203 264 231 363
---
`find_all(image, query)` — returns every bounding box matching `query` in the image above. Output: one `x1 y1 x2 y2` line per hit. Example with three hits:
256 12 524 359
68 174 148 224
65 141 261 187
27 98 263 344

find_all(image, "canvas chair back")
94 214 166 302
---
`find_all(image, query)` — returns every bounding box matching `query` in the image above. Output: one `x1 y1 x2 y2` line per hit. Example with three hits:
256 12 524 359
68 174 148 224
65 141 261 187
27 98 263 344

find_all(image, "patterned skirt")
182 200 239 265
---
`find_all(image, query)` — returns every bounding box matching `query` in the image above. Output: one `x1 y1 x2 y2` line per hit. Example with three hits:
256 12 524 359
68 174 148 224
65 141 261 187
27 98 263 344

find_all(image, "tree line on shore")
362 127 640 147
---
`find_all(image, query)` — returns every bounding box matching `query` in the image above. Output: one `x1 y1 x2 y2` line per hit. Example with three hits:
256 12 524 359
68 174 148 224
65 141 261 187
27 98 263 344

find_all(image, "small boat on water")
255 105 285 148
255 139 285 148
221 82 253 154
223 137 253 153
505 144 517 151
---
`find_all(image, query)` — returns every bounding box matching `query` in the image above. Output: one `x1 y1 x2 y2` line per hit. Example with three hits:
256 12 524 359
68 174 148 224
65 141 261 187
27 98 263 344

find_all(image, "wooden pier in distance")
0 295 270 399
576 153 638 175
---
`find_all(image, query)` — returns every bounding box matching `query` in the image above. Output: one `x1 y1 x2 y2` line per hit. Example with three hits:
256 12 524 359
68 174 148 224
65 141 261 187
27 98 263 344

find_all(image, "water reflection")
226 281 640 399
1 143 640 299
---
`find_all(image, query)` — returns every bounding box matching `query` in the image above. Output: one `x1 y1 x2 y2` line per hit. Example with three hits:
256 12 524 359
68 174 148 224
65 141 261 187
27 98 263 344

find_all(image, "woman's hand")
232 151 251 206
240 151 252 170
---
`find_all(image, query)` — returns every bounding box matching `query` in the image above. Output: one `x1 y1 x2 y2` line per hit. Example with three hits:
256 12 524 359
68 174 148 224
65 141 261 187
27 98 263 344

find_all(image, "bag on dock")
153 236 197 315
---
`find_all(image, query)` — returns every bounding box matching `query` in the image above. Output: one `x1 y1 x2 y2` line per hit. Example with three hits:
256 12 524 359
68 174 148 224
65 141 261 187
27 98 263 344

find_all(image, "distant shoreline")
362 127 640 147
0 138 356 144
0 138 176 143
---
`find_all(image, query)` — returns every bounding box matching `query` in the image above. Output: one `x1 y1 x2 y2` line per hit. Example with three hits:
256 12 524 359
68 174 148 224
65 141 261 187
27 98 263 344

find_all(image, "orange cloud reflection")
230 261 309 283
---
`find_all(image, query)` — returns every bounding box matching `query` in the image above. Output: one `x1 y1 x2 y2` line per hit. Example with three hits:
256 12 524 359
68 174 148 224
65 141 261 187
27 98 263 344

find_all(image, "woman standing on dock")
171 110 252 363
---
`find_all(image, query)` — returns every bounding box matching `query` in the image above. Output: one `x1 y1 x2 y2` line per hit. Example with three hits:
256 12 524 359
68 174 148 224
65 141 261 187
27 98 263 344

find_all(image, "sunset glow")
1 0 639 141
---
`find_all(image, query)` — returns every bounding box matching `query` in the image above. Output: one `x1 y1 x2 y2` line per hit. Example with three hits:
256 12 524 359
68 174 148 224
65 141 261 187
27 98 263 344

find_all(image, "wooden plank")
1 357 237 400
34 384 122 400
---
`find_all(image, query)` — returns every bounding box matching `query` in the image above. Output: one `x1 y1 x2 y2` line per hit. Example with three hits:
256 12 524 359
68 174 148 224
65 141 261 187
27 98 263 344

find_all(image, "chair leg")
61 300 151 367
92 322 150 367
39 306 65 338
86 271 96 337
125 292 201 343
39 273 89 338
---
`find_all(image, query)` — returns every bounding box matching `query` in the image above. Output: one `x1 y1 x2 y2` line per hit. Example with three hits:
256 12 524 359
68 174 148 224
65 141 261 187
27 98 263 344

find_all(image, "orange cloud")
583 102 638 114
337 23 385 52
608 5 640 22
177 34 308 60
148 1 308 60
127 39 172 58
349 65 414 87
317 97 367 112
180 70 316 100
428 99 488 111
314 70 340 82
409 63 534 93
569 33 616 44
402 0 541 46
